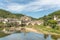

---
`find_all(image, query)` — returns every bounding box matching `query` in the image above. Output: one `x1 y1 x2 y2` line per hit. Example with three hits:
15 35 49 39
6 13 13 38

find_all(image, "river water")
0 32 60 40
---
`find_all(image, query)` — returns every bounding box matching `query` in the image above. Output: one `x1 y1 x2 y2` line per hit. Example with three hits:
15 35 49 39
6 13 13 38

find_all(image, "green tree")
47 20 57 29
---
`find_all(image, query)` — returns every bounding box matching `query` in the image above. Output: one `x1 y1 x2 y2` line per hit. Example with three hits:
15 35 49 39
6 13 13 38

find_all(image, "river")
0 32 60 40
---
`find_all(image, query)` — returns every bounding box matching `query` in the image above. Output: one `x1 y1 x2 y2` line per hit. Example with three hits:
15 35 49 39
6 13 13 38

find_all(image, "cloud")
23 0 60 12
6 3 25 12
0 0 60 12
4 0 36 4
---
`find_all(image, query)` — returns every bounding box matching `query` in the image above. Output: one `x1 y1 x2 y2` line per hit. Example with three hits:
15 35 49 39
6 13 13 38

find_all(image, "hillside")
0 9 37 20
39 10 60 20
0 9 25 19
48 10 60 19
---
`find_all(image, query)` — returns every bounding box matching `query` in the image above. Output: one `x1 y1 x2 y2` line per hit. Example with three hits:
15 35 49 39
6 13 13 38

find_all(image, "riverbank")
25 27 60 35
0 32 9 38
0 25 60 38
25 25 60 36
25 27 60 40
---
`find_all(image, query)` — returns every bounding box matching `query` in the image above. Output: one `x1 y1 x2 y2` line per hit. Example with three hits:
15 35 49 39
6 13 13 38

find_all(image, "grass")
0 28 3 31
0 32 9 38
26 25 60 34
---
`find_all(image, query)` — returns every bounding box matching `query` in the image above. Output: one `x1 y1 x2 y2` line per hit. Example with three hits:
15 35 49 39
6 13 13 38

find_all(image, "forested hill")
49 10 60 18
0 9 36 20
39 10 60 20
1 9 60 20
0 9 26 18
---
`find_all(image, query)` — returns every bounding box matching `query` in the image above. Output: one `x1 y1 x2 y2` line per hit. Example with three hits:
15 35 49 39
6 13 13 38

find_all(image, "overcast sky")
0 0 60 18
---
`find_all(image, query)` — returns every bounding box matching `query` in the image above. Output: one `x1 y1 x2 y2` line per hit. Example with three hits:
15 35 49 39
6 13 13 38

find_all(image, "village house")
20 16 31 25
30 20 43 26
54 16 60 26
20 16 43 26
0 16 43 26
0 18 22 27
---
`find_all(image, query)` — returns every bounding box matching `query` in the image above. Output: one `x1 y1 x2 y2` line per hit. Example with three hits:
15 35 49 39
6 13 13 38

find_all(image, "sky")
0 0 60 18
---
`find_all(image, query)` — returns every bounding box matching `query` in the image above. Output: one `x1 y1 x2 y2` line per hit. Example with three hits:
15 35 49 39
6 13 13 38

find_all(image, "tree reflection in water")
0 32 60 40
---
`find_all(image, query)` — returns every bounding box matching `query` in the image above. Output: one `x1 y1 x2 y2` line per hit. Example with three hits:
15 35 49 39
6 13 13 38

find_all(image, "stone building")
54 16 60 26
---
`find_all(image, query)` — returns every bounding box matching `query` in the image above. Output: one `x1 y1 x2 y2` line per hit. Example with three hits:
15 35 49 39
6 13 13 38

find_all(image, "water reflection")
44 34 49 39
51 35 60 40
0 32 60 40
44 34 60 40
